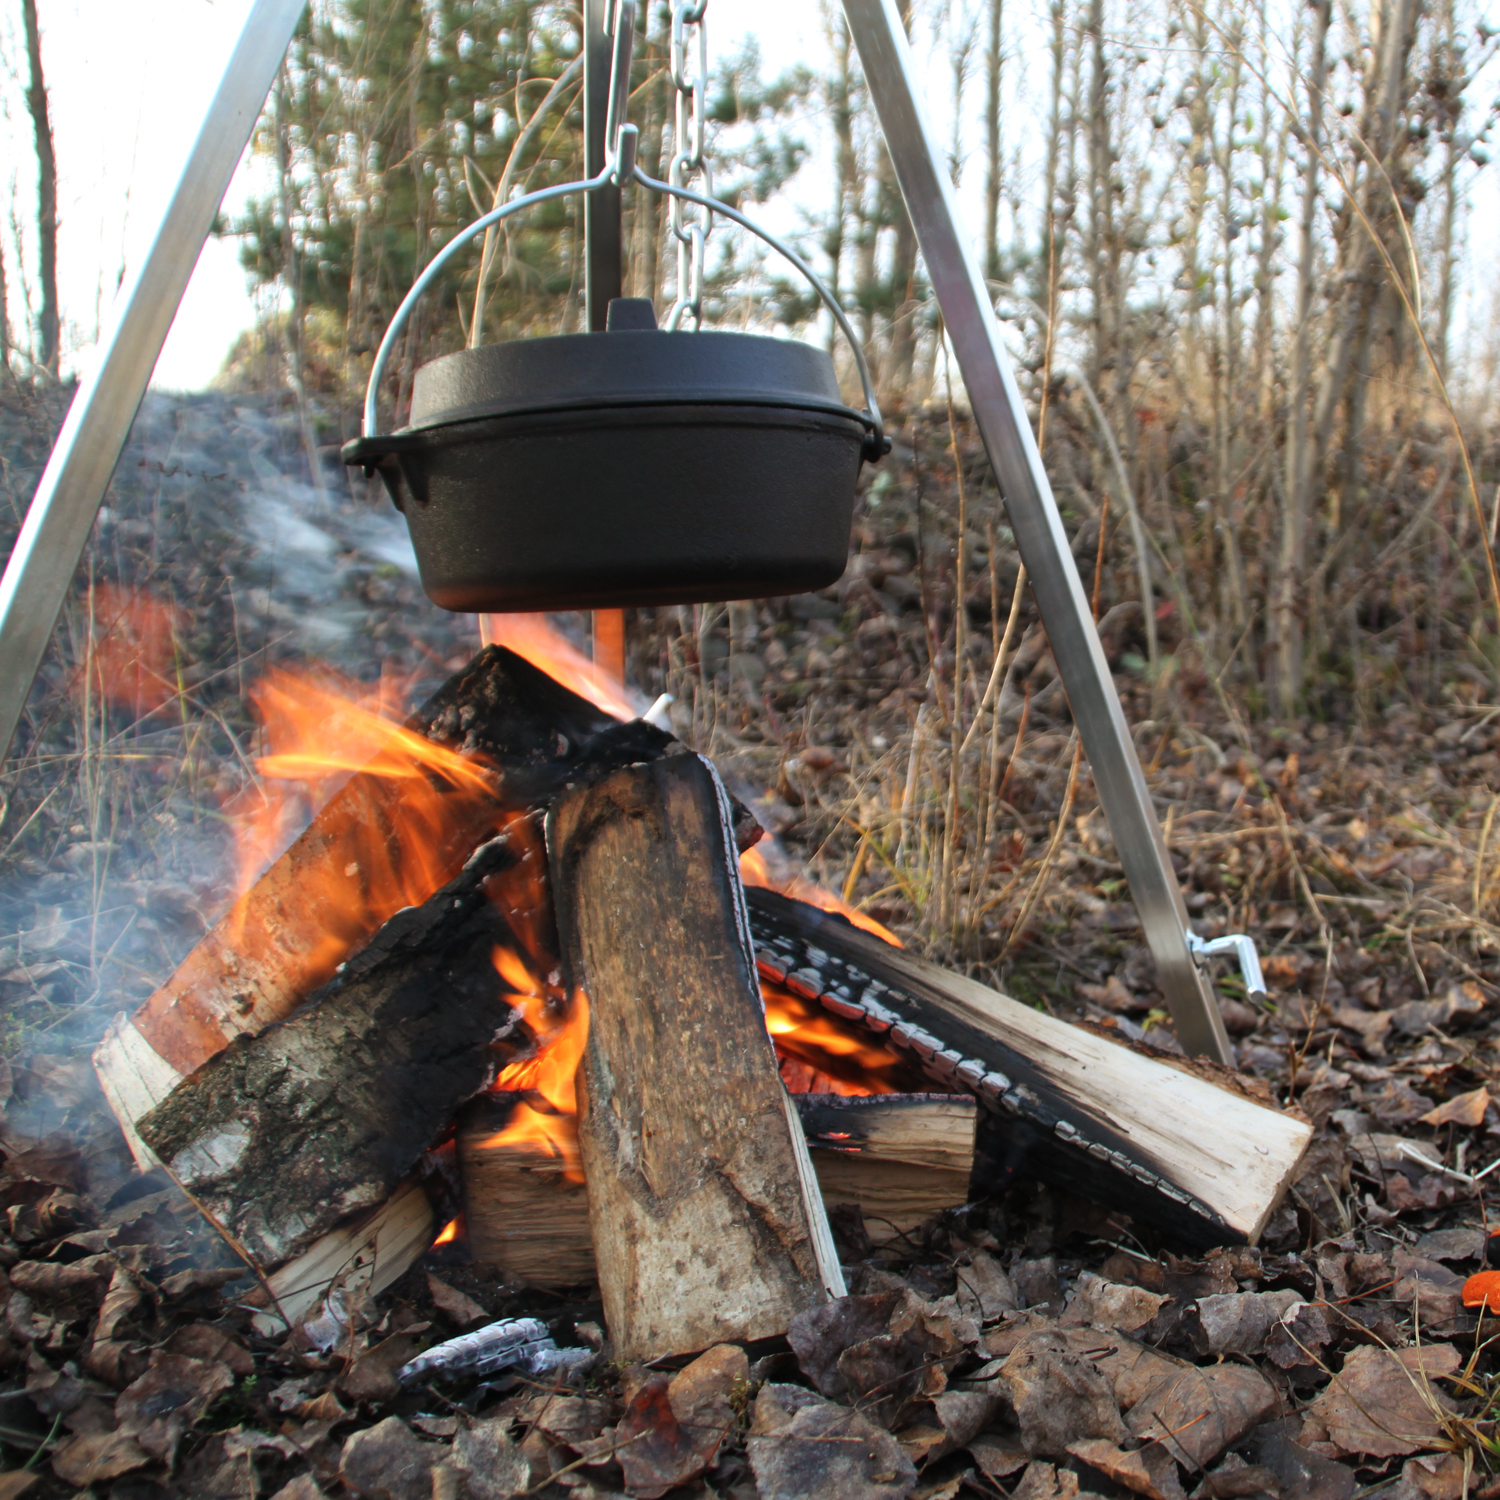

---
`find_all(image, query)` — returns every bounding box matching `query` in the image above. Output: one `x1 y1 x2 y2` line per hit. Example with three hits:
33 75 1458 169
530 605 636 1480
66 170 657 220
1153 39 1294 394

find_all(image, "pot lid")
404 317 871 433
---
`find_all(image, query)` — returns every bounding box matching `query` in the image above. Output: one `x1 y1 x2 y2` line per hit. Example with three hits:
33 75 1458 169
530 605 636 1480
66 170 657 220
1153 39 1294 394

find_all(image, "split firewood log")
548 753 842 1358
797 1093 977 1245
134 836 528 1268
456 1091 979 1286
747 887 1310 1247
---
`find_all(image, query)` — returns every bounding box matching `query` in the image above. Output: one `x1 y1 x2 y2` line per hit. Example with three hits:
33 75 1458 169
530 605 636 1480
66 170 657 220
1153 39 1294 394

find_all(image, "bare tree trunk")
1270 0 1331 716
1039 0 1070 336
1434 0 1460 376
22 0 58 380
275 76 324 497
1084 0 1114 402
983 0 1004 282
635 6 667 307
1251 0 1288 423
885 0 918 397
0 236 10 375
825 5 857 354
1178 0 1212 406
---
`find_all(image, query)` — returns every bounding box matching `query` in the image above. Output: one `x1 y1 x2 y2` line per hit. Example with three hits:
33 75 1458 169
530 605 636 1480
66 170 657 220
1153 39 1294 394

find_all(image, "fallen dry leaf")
425 1272 488 1327
164 1321 254 1375
1419 1086 1490 1127
955 1250 1018 1321
969 1432 1029 1480
1069 1437 1186 1500
1300 1344 1460 1459
1127 1362 1278 1467
49 1428 151 1488
1395 1451 1469 1500
1001 1330 1129 1458
615 1343 747 1499
1066 1272 1170 1335
115 1350 235 1465
790 1288 965 1430
267 1478 327 1500
448 1416 530 1500
1187 1289 1303 1356
339 1416 441 1500
1242 1416 1362 1500
748 1393 918 1500
336 1328 429 1406
0 1473 37 1500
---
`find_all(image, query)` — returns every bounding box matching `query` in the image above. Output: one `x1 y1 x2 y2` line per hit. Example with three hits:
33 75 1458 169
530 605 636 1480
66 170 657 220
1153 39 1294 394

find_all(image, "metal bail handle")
358 2 887 461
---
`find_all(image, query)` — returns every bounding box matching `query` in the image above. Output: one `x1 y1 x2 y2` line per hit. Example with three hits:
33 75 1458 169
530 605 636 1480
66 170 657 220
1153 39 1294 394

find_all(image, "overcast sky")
5 0 1497 393
0 0 832 391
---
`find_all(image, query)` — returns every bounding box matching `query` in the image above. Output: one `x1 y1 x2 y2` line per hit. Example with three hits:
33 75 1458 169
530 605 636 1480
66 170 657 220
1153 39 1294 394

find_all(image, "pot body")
369 402 865 612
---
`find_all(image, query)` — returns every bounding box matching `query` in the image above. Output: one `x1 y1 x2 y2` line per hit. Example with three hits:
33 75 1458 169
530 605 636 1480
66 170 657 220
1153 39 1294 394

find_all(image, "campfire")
92 621 1311 1371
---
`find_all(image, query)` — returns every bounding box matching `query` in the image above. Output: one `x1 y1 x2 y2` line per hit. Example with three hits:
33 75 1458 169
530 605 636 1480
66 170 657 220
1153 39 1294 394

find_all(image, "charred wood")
135 836 529 1267
112 646 756 1085
747 887 1310 1248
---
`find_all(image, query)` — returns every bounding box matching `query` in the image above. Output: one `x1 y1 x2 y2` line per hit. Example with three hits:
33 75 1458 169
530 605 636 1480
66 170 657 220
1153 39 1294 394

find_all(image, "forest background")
2 0 1500 992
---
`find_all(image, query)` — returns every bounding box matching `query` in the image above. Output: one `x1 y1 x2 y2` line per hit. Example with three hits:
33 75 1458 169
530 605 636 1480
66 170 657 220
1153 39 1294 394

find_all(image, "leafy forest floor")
0 379 1498 1497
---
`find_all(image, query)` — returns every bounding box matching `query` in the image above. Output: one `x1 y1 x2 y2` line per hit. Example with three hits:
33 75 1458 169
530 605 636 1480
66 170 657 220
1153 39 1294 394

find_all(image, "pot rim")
398 329 875 436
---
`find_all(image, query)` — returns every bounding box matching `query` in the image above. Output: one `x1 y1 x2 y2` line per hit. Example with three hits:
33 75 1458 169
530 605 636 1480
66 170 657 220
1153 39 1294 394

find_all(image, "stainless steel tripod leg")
0 0 307 766
842 0 1233 1063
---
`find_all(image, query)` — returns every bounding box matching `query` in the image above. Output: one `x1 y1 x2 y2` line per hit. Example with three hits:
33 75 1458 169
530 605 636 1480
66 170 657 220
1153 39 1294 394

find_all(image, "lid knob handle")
605 298 659 332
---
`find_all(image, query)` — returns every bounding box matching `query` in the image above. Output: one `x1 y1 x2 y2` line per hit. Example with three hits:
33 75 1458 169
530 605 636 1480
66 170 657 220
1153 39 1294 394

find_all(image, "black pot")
342 313 881 613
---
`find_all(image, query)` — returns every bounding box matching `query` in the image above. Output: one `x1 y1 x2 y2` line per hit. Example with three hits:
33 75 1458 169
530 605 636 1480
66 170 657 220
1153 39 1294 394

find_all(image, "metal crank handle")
1185 929 1267 1005
624 137 889 462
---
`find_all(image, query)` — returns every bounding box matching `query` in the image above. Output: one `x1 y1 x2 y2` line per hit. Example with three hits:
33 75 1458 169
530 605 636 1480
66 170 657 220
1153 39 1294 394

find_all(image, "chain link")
667 0 711 329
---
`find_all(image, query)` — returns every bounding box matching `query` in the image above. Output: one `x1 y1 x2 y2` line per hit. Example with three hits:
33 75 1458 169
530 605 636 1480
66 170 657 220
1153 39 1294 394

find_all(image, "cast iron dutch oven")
341 302 883 613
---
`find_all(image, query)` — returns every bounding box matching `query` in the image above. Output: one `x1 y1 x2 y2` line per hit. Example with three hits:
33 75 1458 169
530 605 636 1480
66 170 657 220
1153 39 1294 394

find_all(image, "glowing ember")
763 975 920 1095
85 583 184 717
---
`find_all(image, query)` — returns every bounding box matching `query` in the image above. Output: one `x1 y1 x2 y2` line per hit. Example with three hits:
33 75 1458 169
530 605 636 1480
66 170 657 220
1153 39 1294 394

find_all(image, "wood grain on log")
748 888 1310 1247
458 1092 978 1285
797 1093 976 1244
456 1093 595 1290
548 754 842 1360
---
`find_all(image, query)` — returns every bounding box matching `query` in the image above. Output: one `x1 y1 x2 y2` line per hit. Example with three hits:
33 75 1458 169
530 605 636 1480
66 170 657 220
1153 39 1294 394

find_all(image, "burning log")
797 1093 976 1245
94 646 756 1321
457 1091 977 1286
748 887 1311 1248
133 836 527 1267
548 753 843 1360
456 1092 594 1290
117 647 624 1085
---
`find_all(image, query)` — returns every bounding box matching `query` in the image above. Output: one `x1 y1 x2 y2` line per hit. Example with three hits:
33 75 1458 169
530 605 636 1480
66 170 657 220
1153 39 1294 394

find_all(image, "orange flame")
480 613 639 722
221 665 510 975
85 584 183 716
763 975 924 1096
482 951 591 1182
433 1217 461 1246
740 846 902 946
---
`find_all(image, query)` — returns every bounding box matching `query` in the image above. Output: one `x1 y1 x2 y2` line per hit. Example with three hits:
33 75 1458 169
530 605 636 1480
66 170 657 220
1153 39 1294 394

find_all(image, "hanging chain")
668 0 712 329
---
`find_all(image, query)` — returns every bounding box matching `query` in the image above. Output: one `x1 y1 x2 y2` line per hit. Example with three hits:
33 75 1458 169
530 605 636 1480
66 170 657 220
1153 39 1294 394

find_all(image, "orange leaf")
1419 1086 1491 1128
1461 1271 1500 1310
